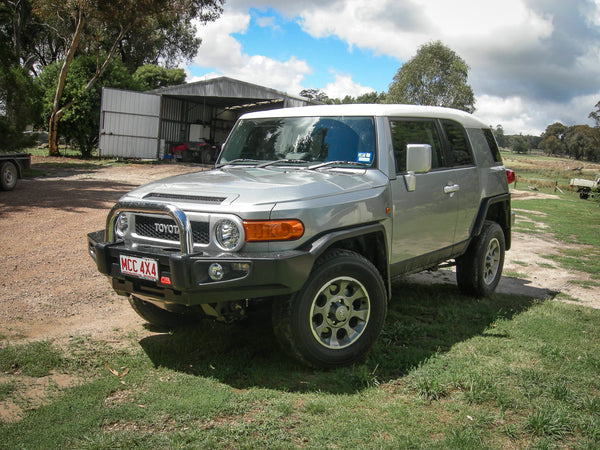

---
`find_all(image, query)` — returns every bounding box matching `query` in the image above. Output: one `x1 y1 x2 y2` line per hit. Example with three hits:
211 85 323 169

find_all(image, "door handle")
443 184 460 195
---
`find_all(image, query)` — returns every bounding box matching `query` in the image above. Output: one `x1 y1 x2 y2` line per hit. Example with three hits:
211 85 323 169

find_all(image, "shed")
98 76 315 160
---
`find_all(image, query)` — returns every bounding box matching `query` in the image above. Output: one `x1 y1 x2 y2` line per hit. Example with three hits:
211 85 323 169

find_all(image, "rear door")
439 119 480 245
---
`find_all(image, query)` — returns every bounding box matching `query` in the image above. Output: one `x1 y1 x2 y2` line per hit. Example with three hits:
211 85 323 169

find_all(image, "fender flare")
471 193 512 250
301 223 391 300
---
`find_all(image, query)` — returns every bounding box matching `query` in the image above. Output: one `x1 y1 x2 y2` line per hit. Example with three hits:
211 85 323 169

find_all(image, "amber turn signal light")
243 219 304 242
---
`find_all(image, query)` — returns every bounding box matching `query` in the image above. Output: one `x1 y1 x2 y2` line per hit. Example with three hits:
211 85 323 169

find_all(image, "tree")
0 2 41 150
590 101 600 128
493 125 508 148
563 125 600 162
31 0 223 156
511 135 529 154
299 89 330 103
540 135 563 156
387 41 475 113
539 122 567 156
133 65 186 91
38 55 136 157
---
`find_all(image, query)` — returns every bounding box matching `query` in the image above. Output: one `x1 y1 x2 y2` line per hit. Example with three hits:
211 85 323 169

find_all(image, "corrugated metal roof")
148 76 311 105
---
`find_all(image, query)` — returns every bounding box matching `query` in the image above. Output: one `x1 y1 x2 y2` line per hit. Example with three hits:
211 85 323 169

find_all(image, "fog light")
208 263 225 281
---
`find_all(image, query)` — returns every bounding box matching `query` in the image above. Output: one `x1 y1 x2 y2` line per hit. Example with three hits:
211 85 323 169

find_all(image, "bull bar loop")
106 201 194 254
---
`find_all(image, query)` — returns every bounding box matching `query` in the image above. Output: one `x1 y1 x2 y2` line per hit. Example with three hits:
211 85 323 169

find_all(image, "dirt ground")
0 157 598 345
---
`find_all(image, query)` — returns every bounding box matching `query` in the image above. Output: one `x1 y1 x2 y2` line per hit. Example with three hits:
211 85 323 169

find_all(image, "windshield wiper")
308 161 370 170
257 159 310 168
216 158 261 168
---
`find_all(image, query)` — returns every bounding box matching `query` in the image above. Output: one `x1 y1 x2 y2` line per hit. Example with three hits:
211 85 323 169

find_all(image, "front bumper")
87 230 314 306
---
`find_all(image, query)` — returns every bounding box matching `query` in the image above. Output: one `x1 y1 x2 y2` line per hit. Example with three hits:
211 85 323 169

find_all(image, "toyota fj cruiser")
88 104 513 368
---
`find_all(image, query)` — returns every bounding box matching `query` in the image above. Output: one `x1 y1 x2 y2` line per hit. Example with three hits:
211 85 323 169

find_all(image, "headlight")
215 219 241 250
114 213 129 239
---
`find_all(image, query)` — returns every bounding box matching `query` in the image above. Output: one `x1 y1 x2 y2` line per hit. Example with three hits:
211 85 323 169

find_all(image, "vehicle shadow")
138 281 546 394
0 177 136 213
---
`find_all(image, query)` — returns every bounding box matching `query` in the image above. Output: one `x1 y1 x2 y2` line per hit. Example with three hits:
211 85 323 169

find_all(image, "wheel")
456 220 505 298
201 149 211 164
579 191 589 200
0 162 18 191
272 249 387 368
128 296 194 328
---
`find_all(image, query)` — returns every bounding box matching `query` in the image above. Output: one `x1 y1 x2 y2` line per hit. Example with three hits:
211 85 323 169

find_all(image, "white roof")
241 104 488 129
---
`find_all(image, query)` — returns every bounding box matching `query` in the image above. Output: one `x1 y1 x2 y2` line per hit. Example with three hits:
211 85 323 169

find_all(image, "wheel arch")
303 223 391 301
471 194 512 250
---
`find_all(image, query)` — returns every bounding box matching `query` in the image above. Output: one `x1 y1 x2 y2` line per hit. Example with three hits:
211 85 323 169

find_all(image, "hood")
122 167 386 209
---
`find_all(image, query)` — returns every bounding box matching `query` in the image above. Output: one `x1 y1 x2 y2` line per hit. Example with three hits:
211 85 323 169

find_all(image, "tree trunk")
48 110 62 156
47 9 85 156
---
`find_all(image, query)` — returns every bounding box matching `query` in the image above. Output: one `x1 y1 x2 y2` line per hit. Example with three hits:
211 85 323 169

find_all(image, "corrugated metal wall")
160 97 214 145
99 78 314 160
99 88 161 159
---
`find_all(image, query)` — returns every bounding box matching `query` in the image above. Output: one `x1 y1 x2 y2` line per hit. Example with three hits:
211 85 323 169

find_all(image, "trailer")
0 153 31 191
570 175 600 199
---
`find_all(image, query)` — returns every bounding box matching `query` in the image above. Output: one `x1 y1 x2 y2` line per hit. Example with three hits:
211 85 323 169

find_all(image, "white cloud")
192 12 249 70
191 11 312 94
322 72 376 99
188 0 600 134
476 91 600 135
475 95 537 135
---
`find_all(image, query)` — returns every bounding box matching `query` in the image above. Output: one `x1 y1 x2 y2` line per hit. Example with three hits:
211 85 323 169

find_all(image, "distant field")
502 149 600 191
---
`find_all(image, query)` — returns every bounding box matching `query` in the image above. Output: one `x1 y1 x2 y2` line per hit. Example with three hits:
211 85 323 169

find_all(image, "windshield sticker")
357 152 373 164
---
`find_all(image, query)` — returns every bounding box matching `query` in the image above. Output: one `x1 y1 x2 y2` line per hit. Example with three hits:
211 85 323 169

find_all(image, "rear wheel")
0 162 18 191
456 221 505 298
128 296 194 328
272 249 387 368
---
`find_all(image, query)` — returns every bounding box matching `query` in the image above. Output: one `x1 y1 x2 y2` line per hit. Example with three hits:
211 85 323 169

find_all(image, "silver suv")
88 104 513 368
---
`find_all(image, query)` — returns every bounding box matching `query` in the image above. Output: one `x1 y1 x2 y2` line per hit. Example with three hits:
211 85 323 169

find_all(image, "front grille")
134 215 209 244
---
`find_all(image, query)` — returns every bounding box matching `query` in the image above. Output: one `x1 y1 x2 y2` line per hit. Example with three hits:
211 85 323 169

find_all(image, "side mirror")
406 144 432 173
405 144 432 192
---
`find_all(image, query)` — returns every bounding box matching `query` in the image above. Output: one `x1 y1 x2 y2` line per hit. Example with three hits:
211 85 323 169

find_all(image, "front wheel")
456 220 505 298
0 162 18 191
272 249 387 368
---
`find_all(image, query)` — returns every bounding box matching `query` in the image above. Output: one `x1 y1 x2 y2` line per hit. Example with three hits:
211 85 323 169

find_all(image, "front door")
388 118 459 268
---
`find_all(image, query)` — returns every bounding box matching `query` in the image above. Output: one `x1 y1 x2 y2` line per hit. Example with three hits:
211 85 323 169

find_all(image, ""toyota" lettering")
154 223 179 235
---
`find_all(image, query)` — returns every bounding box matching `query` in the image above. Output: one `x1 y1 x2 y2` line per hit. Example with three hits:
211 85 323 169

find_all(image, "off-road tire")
456 220 505 298
0 161 18 191
128 295 194 329
272 249 387 368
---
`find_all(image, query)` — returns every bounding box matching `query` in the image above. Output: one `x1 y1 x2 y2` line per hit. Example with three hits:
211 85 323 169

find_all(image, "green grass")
514 195 600 278
0 341 65 378
0 294 598 448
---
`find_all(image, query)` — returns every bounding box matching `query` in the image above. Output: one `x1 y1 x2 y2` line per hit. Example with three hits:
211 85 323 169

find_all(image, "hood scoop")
144 192 227 204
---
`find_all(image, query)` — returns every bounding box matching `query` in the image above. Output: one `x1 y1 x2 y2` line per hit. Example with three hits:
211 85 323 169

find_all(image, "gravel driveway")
0 157 596 343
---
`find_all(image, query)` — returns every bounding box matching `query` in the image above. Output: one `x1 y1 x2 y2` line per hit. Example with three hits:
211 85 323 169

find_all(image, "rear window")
483 128 503 163
441 120 474 166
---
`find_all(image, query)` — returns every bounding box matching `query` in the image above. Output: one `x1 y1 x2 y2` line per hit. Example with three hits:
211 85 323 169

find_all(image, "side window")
390 119 444 173
483 128 503 163
441 120 474 166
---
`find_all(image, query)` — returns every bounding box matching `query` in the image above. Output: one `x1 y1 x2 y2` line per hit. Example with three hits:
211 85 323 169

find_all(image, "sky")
186 0 600 135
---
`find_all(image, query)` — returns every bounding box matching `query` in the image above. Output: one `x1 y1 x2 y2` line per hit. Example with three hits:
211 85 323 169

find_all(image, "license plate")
119 255 158 281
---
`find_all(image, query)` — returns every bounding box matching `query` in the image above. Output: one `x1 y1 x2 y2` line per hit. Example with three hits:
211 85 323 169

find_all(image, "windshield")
219 116 376 167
